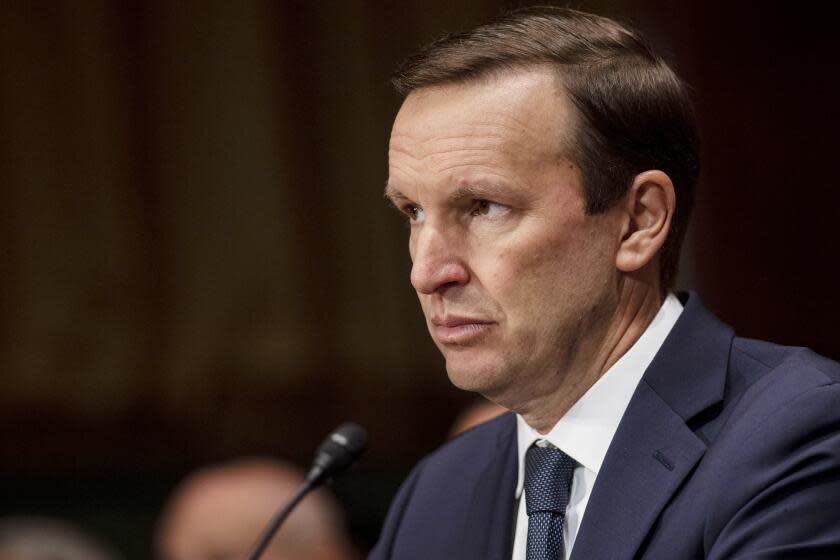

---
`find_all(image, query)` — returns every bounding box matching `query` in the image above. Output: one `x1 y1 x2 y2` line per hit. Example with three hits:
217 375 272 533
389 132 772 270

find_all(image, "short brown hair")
392 6 699 290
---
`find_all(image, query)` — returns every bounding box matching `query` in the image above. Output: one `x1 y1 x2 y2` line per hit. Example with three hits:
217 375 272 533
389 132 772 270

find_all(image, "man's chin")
444 360 507 394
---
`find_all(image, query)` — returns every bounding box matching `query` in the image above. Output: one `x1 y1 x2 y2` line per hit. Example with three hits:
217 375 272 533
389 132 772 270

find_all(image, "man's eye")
472 200 507 218
405 205 425 224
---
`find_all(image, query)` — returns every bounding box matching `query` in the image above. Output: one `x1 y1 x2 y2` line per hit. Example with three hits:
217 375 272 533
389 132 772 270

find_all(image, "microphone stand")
245 423 366 560
245 477 315 560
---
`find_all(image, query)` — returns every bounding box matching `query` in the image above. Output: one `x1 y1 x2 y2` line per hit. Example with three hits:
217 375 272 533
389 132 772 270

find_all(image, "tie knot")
524 444 575 515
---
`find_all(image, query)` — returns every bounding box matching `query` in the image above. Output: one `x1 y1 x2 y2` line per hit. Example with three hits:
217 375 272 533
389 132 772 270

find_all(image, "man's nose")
410 226 469 295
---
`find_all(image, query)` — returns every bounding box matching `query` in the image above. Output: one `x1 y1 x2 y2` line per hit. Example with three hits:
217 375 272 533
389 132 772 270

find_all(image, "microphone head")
308 422 367 486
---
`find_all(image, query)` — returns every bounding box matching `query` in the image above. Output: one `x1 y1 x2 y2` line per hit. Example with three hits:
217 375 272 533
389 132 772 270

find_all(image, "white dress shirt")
511 293 684 560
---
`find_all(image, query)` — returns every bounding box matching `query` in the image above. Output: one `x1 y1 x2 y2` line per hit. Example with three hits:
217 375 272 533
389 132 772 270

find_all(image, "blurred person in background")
0 517 122 560
157 458 356 560
449 399 507 437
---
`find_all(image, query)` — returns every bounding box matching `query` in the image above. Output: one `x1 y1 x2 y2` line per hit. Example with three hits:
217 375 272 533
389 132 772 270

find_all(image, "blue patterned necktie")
524 443 576 560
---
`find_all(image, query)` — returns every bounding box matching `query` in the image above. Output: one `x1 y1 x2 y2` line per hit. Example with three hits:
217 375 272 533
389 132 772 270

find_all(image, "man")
0 517 122 560
371 7 840 560
449 399 507 437
157 458 356 560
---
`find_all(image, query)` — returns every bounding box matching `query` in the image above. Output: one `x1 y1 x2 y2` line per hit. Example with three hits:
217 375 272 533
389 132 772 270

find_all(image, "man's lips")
430 315 495 344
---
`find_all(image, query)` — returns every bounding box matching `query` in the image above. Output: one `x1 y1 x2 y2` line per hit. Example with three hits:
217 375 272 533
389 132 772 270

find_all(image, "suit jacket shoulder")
689 338 840 559
599 299 840 559
369 412 518 560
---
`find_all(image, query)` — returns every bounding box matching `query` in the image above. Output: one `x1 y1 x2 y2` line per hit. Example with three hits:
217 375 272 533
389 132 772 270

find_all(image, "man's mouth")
430 315 495 344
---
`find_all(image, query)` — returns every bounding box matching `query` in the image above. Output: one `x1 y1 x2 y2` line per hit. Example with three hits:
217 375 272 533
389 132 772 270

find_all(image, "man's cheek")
417 295 432 317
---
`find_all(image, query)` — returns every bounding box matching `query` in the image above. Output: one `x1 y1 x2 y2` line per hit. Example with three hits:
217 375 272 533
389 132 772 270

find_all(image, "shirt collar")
515 293 684 497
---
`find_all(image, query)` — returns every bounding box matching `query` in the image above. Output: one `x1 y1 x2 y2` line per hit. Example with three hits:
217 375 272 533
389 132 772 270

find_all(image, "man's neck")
518 279 663 434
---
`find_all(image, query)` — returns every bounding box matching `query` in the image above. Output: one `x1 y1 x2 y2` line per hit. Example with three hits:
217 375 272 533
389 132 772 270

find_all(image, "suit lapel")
459 413 518 560
571 293 734 560
570 381 706 559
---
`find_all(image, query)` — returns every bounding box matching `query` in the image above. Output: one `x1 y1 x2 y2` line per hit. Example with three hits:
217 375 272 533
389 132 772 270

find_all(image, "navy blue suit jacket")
370 294 840 559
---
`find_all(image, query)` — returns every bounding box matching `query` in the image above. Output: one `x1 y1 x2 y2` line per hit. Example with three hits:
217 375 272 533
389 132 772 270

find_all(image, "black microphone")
246 423 367 560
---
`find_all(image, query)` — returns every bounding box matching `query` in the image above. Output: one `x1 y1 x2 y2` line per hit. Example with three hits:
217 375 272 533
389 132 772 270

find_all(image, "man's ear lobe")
615 170 675 273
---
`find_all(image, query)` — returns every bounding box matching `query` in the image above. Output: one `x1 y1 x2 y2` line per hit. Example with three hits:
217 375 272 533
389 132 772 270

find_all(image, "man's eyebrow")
384 182 411 204
450 182 512 202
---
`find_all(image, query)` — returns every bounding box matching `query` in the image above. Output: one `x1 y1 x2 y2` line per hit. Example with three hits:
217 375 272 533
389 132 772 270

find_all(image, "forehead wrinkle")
393 121 531 144
389 137 534 170
428 147 506 166
433 162 511 178
389 130 508 154
392 110 535 140
393 126 561 170
388 141 507 180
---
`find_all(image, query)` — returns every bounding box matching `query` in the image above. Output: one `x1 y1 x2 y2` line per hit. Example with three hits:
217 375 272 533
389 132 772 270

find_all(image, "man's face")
387 69 623 406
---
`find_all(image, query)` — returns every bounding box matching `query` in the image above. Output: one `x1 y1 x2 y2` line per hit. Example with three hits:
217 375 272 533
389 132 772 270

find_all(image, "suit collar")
642 292 733 422
570 292 734 560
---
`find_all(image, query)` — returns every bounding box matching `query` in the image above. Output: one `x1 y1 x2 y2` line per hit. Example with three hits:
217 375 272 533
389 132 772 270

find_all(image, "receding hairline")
390 6 652 96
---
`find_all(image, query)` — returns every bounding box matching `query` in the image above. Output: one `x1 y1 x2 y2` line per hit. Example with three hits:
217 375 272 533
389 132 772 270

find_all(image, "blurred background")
1 0 837 557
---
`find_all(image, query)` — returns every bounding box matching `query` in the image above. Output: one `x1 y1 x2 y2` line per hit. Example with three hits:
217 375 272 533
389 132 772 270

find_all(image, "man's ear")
615 170 675 273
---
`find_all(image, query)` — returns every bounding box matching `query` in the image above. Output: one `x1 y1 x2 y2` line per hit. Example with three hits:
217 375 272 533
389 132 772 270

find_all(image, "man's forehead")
389 67 576 160
389 120 517 159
